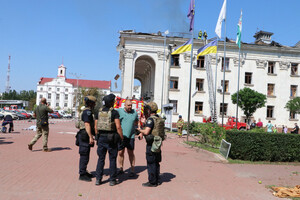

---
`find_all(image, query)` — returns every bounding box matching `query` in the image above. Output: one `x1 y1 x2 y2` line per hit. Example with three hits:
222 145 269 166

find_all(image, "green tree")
285 97 300 114
75 87 104 113
231 88 266 123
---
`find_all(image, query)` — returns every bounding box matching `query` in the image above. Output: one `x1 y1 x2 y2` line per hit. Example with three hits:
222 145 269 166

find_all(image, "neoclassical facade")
117 30 300 127
36 64 111 111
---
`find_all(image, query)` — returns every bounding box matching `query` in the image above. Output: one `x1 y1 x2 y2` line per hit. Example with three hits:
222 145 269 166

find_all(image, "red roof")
38 77 111 89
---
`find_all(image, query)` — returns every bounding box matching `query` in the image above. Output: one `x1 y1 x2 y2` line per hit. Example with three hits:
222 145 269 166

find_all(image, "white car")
0 109 18 120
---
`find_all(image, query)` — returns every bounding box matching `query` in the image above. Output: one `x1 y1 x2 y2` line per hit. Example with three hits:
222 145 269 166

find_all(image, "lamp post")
69 73 83 118
161 30 169 113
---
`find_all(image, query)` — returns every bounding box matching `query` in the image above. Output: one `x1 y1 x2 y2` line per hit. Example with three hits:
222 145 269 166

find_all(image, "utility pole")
5 55 11 93
70 73 83 118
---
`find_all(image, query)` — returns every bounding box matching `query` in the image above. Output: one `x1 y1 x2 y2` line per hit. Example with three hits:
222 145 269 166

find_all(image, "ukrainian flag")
197 40 218 58
171 39 193 55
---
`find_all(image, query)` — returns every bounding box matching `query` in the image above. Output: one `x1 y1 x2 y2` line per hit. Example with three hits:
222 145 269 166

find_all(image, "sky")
0 0 299 93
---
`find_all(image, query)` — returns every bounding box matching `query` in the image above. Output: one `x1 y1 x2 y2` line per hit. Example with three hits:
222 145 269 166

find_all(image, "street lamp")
69 72 83 118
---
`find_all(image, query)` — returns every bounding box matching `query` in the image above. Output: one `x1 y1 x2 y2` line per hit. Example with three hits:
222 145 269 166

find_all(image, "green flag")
236 10 242 48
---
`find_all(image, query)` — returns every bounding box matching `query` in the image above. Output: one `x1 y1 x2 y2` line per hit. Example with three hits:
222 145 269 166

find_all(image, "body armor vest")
97 107 116 132
75 108 89 130
149 115 165 140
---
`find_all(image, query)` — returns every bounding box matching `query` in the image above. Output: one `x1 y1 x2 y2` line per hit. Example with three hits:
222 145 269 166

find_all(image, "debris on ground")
272 185 300 198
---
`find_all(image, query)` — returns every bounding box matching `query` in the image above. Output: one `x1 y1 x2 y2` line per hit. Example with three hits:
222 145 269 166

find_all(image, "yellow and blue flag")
197 40 218 58
171 39 193 55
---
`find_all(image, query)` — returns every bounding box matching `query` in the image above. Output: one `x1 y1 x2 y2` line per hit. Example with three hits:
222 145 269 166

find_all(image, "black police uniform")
78 108 95 176
145 115 162 185
95 107 120 182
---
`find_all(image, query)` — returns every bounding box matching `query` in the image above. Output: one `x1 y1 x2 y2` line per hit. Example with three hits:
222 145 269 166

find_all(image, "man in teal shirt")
117 99 139 177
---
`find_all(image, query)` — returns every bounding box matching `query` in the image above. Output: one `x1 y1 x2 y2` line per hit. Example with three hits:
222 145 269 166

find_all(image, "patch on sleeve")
147 119 152 124
87 111 92 116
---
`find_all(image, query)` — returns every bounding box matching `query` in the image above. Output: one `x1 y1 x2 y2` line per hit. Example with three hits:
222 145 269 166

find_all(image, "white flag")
215 0 227 38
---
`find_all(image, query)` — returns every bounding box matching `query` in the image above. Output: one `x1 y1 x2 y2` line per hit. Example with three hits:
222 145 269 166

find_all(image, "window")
169 100 178 113
56 94 60 100
39 95 43 98
291 63 298 75
49 87 52 91
170 77 179 90
65 94 68 100
268 61 275 74
48 93 51 99
56 103 59 107
196 79 204 91
74 89 77 93
245 72 252 84
291 85 297 97
290 112 296 120
195 102 203 115
267 84 275 96
48 102 51 106
171 55 179 66
64 103 68 107
40 87 43 91
221 57 229 71
57 88 60 92
221 80 229 92
196 56 205 69
220 103 228 115
65 88 68 92
267 106 274 118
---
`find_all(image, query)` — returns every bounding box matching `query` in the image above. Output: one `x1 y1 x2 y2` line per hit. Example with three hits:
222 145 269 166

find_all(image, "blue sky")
0 0 299 93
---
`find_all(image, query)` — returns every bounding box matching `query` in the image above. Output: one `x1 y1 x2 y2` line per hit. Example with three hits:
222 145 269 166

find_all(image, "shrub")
226 130 300 162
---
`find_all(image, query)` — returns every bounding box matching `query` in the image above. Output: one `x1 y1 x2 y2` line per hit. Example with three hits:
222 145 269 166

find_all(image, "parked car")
17 109 32 119
0 110 18 120
0 113 4 120
53 112 62 118
48 113 59 118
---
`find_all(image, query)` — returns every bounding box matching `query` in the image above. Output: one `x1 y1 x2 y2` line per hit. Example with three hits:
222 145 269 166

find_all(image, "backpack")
97 107 116 132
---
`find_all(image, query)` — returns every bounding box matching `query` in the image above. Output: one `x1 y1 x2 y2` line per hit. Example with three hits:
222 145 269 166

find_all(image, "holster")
145 134 154 145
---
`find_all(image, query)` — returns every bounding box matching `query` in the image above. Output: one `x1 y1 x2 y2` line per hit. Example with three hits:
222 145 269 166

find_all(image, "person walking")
266 120 273 133
117 99 139 177
95 94 124 186
137 102 165 187
291 123 299 134
176 115 184 138
76 96 96 182
28 98 53 152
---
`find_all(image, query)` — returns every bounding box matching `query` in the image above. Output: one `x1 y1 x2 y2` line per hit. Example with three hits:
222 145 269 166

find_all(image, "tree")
75 87 105 113
231 88 266 123
285 97 300 114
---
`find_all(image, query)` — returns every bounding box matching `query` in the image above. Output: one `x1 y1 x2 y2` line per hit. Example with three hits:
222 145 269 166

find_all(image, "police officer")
76 96 96 182
95 94 124 186
137 102 165 187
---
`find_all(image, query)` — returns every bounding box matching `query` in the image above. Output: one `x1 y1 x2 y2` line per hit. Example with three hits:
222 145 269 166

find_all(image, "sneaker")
28 144 33 151
142 182 157 187
79 174 92 182
109 180 119 186
95 179 102 185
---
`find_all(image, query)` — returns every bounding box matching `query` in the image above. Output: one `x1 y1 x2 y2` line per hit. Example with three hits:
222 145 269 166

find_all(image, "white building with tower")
36 64 111 111
117 30 300 128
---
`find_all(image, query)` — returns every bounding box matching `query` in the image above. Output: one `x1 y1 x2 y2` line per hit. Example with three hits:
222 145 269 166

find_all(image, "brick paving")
0 120 299 199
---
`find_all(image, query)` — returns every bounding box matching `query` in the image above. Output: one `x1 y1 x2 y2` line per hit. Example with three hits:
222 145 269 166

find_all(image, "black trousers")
146 145 161 185
96 135 118 181
78 131 91 175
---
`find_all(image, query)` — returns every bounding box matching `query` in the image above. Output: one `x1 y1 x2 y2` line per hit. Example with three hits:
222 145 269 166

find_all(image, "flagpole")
214 38 219 123
221 7 227 127
187 32 194 142
236 45 241 128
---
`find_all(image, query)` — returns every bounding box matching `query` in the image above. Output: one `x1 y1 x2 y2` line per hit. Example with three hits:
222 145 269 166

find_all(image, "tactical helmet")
84 96 96 106
147 102 158 112
179 115 182 118
103 94 116 107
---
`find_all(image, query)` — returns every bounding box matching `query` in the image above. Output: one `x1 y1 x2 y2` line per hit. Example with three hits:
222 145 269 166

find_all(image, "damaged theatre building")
117 30 300 128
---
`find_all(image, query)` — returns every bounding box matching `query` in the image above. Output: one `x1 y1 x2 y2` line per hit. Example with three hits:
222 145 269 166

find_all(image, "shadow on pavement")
50 147 72 151
118 166 147 183
0 136 14 145
160 172 176 184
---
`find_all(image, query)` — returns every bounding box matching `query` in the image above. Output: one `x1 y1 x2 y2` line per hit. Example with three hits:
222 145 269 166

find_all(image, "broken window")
195 101 203 115
291 63 298 75
267 84 275 96
245 72 252 84
267 106 274 118
196 79 204 91
291 85 297 97
170 77 179 89
221 57 230 71
268 61 275 74
221 80 229 92
196 56 205 69
220 103 228 115
171 55 179 66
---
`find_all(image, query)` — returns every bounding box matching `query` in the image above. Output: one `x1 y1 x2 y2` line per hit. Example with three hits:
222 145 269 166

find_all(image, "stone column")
121 49 136 98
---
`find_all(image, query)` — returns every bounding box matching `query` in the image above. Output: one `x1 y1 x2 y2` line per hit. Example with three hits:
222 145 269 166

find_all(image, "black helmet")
103 94 116 107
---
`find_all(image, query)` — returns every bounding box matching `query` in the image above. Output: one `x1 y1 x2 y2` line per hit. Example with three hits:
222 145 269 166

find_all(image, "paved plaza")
0 119 299 200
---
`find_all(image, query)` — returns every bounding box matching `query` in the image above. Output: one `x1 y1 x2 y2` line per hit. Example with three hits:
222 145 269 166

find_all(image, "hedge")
225 130 300 162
